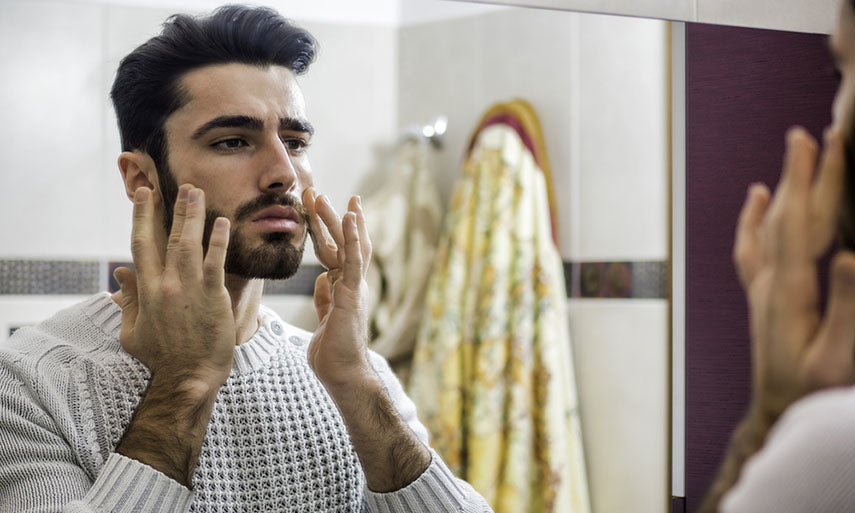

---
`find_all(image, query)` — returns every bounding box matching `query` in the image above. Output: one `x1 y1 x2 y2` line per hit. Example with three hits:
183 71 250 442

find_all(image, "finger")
769 127 818 267
809 128 846 256
130 187 162 281
806 251 855 388
203 217 230 292
341 212 363 289
114 267 139 318
315 194 345 252
313 272 332 321
734 183 771 288
303 188 339 269
164 184 192 270
174 187 206 280
776 126 818 201
351 196 372 272
163 184 190 272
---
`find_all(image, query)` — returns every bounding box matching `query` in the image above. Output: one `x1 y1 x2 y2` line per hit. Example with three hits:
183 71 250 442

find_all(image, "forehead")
166 63 306 133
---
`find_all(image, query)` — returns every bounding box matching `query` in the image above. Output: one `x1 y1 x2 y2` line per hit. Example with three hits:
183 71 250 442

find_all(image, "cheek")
832 80 855 135
296 161 313 190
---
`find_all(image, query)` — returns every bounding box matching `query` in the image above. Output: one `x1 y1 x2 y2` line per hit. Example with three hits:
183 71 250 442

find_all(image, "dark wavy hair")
110 5 317 203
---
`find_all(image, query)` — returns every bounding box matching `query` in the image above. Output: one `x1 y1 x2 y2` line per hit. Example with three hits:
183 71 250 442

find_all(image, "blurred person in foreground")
699 1 855 511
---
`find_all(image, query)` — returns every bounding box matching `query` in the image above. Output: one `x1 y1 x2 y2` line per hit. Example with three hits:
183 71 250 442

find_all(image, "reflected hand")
302 189 374 388
734 126 855 427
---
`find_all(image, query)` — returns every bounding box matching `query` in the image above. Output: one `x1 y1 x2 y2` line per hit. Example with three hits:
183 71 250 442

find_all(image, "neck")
225 274 264 345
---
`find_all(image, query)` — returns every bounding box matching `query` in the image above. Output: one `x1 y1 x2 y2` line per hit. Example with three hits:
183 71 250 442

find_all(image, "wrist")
150 363 230 395
323 367 384 407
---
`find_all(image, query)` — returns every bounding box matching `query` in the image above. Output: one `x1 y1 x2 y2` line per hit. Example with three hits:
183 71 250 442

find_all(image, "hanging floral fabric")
409 100 590 513
363 138 443 383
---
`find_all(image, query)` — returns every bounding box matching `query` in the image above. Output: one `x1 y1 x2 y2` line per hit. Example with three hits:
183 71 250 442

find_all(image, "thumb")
314 272 332 322
806 251 855 389
114 267 139 324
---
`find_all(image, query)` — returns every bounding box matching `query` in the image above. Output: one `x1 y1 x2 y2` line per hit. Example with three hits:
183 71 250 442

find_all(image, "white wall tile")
571 14 669 261
397 8 576 215
0 296 91 344
568 299 670 513
0 1 105 258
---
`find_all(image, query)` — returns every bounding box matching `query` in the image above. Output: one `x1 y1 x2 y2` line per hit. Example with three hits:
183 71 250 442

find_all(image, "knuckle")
160 281 182 299
179 238 197 254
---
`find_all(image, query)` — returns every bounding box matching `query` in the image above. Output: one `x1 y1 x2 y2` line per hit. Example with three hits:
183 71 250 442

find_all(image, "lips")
251 205 303 232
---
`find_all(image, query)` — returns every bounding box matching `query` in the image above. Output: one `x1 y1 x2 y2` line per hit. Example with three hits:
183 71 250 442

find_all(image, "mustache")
233 192 308 223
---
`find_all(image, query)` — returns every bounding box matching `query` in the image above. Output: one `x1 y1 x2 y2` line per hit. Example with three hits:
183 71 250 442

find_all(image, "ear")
118 151 160 203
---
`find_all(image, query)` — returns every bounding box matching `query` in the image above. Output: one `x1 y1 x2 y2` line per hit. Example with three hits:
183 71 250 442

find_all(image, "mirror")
0 2 670 512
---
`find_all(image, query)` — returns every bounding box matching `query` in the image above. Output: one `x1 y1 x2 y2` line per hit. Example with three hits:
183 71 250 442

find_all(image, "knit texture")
0 293 491 512
721 386 855 513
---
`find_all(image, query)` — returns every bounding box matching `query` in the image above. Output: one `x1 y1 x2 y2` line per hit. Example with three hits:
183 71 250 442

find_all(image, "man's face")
831 2 855 137
160 63 314 279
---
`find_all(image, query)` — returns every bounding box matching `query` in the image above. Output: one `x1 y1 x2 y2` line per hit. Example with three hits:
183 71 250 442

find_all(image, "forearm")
117 371 221 488
327 373 431 492
697 411 772 513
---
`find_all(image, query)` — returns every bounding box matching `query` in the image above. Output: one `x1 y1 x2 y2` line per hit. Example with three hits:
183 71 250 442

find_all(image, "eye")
212 138 248 151
283 137 310 154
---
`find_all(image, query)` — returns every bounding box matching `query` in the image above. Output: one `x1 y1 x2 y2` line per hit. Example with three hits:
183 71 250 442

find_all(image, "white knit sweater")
0 293 491 512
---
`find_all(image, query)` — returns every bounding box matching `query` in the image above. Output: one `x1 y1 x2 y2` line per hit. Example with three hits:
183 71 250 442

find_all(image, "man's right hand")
114 184 234 388
113 183 234 487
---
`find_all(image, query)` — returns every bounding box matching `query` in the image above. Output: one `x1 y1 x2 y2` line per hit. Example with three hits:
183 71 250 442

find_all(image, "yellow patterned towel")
410 115 590 513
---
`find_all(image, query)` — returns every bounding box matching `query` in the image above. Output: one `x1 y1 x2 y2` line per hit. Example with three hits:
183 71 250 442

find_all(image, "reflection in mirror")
0 2 669 512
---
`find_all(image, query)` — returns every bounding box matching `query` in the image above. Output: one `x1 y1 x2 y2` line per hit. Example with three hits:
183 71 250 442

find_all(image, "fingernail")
113 268 123 286
134 187 149 204
357 196 363 209
178 186 189 201
321 195 330 206
189 189 200 204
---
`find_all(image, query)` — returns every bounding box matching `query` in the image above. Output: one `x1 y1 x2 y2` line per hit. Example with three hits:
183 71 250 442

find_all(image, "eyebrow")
191 115 315 140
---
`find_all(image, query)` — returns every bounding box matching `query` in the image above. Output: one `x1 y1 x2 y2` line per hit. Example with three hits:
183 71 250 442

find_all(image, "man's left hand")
302 189 374 389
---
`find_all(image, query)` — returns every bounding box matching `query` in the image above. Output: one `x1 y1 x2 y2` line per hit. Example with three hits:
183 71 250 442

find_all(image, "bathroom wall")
398 10 670 513
0 2 670 512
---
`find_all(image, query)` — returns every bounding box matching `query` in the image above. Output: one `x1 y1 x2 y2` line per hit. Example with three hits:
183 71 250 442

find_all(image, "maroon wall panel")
685 24 838 511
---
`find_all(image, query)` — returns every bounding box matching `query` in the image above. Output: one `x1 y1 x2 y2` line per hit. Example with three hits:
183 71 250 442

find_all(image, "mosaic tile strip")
566 260 670 299
0 259 101 295
1 259 669 298
103 261 323 296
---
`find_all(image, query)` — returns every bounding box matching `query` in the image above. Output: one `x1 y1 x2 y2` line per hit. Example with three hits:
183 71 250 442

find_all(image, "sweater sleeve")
0 363 192 512
364 352 494 513
721 387 855 513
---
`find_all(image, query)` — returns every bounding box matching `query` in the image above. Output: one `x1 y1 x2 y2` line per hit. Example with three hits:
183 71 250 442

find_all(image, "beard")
158 161 307 280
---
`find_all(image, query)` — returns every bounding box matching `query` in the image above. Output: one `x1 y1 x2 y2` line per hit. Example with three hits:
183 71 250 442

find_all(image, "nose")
258 136 298 193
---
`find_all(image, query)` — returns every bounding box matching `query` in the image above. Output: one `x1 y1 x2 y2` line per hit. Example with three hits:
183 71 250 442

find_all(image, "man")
0 6 493 512
698 0 855 511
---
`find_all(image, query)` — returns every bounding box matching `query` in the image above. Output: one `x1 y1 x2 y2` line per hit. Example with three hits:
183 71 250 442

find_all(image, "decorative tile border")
0 259 669 299
0 259 101 295
566 261 670 299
